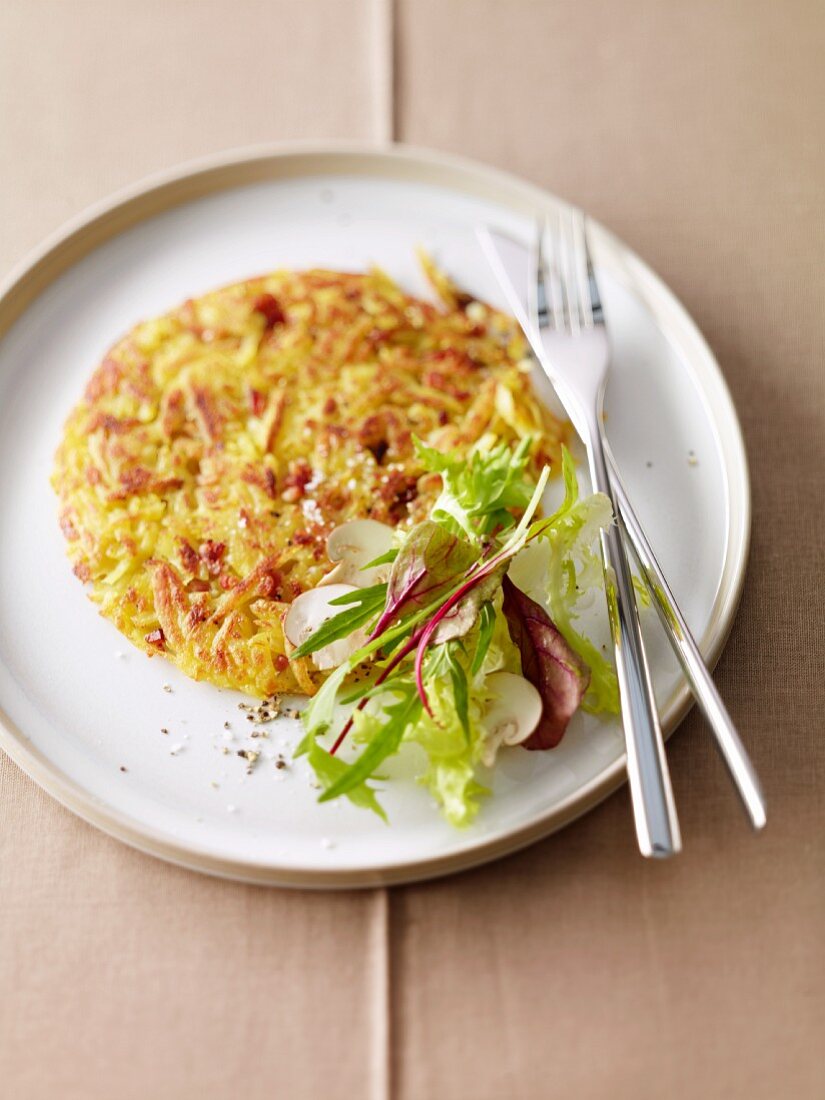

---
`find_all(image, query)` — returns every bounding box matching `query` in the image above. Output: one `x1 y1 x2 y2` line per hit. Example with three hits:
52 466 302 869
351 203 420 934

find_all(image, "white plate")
0 145 749 887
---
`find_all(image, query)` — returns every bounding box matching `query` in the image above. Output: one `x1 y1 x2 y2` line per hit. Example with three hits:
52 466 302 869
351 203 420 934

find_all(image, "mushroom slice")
318 519 395 589
283 584 367 671
480 671 543 767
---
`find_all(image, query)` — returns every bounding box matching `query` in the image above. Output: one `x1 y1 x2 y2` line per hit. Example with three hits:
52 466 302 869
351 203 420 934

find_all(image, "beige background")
1 2 823 1097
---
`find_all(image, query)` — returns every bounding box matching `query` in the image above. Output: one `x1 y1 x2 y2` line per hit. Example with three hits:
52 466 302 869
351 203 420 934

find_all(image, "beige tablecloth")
1 2 823 1097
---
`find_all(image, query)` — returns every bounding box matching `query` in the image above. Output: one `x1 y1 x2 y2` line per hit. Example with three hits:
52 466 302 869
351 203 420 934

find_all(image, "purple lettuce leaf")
501 575 591 749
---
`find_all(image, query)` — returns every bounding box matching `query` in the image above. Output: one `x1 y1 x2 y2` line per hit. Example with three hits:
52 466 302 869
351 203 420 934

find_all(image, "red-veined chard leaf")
432 566 504 644
370 520 476 638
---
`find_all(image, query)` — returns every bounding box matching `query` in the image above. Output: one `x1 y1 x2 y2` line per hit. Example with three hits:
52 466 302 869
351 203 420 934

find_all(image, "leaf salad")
290 439 618 827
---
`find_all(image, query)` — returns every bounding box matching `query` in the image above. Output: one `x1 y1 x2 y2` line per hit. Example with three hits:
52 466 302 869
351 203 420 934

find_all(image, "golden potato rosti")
53 262 568 696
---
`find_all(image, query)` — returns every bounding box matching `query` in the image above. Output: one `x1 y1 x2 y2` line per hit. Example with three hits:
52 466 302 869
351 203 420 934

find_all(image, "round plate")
0 144 749 887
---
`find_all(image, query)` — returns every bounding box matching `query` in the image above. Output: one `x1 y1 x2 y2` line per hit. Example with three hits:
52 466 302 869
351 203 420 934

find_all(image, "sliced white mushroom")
283 584 368 671
318 519 395 588
479 671 543 767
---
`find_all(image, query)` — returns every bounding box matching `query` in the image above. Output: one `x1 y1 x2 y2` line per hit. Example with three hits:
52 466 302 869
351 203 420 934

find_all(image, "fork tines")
536 209 604 333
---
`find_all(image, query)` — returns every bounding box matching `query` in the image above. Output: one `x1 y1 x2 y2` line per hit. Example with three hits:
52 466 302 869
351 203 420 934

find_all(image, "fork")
531 209 681 858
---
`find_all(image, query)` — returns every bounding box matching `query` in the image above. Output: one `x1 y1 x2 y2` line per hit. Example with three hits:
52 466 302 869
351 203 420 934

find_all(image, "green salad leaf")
291 440 618 825
290 583 388 660
414 435 535 540
537 449 619 715
470 600 497 675
306 738 388 822
317 685 422 803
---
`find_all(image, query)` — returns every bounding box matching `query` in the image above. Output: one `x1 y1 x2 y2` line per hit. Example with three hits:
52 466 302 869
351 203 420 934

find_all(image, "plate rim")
0 141 751 887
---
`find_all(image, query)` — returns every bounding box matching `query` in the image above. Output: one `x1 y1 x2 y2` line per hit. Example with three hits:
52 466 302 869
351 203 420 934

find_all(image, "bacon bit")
120 467 151 493
257 570 283 599
218 573 235 590
438 409 449 425
316 484 350 519
291 530 319 547
145 628 165 648
187 603 207 629
264 467 277 499
178 538 200 574
263 392 287 453
190 384 223 444
73 561 91 582
151 477 185 495
110 469 184 500
252 293 286 330
380 470 419 521
241 465 278 499
59 511 79 541
186 578 210 593
423 369 472 400
322 396 337 416
274 654 289 672
211 557 281 622
394 429 413 456
426 347 478 373
86 465 102 486
281 460 312 502
365 327 392 347
180 298 206 337
84 357 123 402
249 388 267 417
199 540 226 575
357 413 387 452
160 388 187 437
86 412 141 435
422 369 449 391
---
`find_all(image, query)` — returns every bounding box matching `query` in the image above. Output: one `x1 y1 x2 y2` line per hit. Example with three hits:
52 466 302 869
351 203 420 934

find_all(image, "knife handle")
606 448 766 830
584 413 682 858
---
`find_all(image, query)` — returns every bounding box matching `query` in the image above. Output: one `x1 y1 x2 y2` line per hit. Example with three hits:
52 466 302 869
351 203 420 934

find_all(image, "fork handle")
606 450 766 830
583 413 682 857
